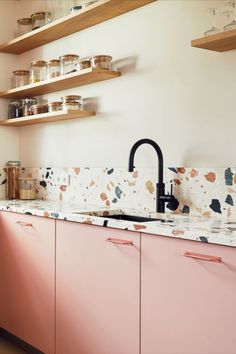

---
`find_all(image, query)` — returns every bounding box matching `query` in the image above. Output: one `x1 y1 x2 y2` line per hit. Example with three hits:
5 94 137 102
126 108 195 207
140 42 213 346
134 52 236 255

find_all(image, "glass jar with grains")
46 59 60 79
30 60 47 83
6 161 21 199
19 178 36 200
31 12 51 30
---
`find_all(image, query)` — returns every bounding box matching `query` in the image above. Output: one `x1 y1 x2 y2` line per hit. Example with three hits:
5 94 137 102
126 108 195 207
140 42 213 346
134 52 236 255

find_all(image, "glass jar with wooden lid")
12 70 29 88
46 59 60 79
17 18 32 36
31 12 51 30
76 59 91 71
6 161 21 199
90 55 112 70
31 104 48 115
47 101 62 112
30 60 47 83
61 95 82 110
59 54 80 75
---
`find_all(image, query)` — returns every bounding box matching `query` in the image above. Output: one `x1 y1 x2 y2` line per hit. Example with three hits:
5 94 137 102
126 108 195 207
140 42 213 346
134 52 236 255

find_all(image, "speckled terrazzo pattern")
1 166 236 218
168 168 236 218
0 200 236 248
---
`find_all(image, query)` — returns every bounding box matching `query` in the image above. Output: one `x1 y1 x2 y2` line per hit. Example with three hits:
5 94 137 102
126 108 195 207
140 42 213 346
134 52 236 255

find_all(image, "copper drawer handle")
106 237 133 246
183 251 222 263
16 221 33 228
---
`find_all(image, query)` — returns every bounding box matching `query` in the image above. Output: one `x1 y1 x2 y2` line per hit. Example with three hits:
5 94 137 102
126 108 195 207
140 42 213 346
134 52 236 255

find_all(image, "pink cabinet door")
56 221 140 354
0 211 55 354
141 234 236 354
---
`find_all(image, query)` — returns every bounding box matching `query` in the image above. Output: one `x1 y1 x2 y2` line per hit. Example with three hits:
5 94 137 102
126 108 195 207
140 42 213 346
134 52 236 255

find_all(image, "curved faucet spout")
128 138 164 185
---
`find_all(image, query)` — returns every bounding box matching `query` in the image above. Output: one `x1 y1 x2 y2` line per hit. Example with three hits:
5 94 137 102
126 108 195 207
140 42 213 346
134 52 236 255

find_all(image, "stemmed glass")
223 1 236 31
204 8 221 36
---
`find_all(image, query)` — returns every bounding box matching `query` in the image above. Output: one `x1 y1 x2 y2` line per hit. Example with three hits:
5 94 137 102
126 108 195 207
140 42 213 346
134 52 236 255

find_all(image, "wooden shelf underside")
0 0 157 54
0 109 95 126
191 28 236 52
0 68 121 99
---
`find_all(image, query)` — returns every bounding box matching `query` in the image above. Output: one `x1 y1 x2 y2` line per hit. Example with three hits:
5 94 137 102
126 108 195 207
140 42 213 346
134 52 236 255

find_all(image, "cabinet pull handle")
106 237 133 246
16 221 33 228
183 251 222 263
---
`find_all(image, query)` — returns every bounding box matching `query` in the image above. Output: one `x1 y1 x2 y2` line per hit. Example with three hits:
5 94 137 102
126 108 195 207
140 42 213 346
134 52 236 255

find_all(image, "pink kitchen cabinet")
0 211 55 354
56 220 140 354
141 233 236 354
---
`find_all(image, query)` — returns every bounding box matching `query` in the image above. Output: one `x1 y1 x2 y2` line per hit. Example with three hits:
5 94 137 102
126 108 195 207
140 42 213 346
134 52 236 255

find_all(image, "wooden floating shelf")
0 0 157 54
191 28 236 52
0 68 121 99
0 109 95 126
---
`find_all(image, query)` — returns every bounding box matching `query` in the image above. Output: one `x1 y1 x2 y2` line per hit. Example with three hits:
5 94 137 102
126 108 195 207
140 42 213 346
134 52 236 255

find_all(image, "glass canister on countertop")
19 178 36 200
59 54 80 75
6 161 21 199
30 60 47 83
12 70 29 88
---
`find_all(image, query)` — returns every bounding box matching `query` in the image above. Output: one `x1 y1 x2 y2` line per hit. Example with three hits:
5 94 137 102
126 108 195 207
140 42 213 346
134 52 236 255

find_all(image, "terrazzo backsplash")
0 166 236 218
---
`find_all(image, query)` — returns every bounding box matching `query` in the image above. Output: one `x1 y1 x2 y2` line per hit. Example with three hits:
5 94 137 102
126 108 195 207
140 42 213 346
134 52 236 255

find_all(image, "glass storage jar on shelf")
47 101 62 112
59 54 80 75
30 60 47 83
6 161 21 199
90 55 112 70
61 95 82 110
76 59 91 71
31 12 51 30
8 100 23 119
17 18 32 36
31 104 48 115
21 98 38 116
12 70 29 88
46 59 60 79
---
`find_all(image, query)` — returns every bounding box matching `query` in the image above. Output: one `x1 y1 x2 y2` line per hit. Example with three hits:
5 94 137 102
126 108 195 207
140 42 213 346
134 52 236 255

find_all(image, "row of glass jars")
12 54 112 88
8 95 82 119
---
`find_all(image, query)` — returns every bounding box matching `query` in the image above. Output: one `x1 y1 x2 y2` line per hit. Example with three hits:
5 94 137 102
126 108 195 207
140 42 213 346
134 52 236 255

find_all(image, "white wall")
0 0 19 165
1 0 236 167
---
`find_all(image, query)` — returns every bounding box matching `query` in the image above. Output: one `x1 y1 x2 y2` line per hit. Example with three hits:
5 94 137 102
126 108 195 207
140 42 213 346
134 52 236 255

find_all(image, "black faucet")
128 138 177 213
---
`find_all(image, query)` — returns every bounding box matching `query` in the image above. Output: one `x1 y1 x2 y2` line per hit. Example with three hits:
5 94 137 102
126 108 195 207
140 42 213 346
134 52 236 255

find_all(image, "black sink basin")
104 214 160 222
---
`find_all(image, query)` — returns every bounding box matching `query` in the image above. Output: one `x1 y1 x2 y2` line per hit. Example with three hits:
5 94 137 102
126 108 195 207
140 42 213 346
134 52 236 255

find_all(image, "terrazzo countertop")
0 200 236 248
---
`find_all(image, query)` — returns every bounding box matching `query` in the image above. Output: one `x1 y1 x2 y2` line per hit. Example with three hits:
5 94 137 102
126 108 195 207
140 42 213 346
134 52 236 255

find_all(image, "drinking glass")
223 1 236 31
204 8 221 36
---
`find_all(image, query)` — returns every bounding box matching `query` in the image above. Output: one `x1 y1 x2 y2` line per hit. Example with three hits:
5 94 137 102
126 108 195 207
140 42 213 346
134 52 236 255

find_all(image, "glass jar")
6 161 21 199
46 59 60 79
30 60 47 83
76 59 91 71
47 101 62 112
90 55 112 70
17 18 32 36
61 95 81 103
31 104 48 115
19 178 36 200
59 54 80 75
62 102 81 110
8 100 23 119
31 12 51 30
12 70 29 88
21 98 38 116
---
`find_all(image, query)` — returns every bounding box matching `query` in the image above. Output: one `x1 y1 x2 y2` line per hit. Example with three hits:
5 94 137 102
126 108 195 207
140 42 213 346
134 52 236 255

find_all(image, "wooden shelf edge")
0 68 121 99
0 109 95 126
191 28 236 52
0 0 157 54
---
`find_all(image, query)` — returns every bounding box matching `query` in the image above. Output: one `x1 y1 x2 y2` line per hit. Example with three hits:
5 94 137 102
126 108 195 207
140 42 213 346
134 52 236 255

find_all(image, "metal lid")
6 161 21 166
31 60 46 67
17 18 32 24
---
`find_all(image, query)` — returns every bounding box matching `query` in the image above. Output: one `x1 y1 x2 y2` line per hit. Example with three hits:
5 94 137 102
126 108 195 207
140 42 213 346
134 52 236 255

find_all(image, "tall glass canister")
6 161 21 199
